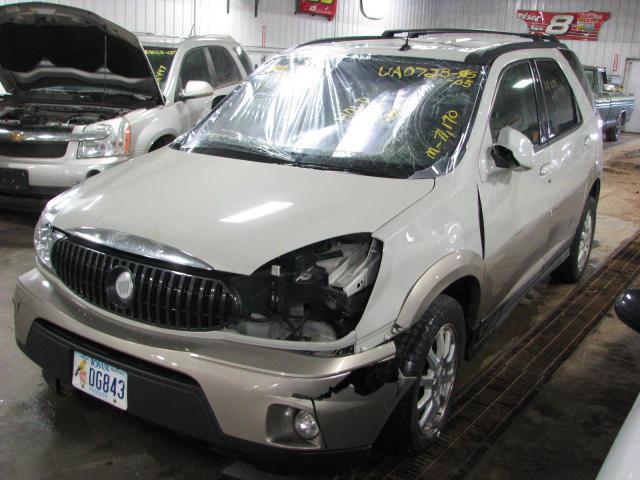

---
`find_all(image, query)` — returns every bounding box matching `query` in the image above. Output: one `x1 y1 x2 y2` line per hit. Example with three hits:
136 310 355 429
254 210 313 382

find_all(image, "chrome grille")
50 236 241 331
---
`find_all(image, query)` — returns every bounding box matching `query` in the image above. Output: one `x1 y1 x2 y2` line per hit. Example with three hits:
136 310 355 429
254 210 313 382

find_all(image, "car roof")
138 34 239 49
294 29 565 65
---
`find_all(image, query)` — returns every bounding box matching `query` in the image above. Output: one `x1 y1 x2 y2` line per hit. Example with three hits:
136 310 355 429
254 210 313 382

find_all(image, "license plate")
72 351 128 410
0 167 29 191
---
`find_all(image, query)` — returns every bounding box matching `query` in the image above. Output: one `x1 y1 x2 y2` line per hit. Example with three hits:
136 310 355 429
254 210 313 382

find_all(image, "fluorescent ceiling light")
513 78 533 89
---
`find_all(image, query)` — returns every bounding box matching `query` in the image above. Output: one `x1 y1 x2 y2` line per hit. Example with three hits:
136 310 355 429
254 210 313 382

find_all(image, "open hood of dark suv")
0 2 163 107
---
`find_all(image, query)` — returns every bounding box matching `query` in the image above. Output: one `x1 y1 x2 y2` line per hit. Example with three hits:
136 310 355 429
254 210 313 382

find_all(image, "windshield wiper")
187 145 293 165
288 153 408 179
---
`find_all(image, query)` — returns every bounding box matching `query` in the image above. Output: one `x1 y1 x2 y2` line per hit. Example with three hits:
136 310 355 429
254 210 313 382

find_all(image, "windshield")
178 53 483 178
144 47 177 90
583 68 596 91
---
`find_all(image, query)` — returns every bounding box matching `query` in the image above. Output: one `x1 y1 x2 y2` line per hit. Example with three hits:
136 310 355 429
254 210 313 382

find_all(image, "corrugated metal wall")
428 0 640 75
0 0 437 48
1 0 637 72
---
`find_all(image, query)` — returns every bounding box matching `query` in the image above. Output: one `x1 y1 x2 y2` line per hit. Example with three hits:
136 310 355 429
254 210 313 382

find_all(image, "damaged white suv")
14 29 601 467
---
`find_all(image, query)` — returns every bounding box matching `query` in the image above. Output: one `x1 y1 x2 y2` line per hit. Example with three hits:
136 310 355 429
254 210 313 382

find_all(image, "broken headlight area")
226 233 382 342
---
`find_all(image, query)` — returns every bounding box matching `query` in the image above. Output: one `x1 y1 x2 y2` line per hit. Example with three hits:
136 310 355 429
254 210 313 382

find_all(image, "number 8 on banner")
545 15 575 35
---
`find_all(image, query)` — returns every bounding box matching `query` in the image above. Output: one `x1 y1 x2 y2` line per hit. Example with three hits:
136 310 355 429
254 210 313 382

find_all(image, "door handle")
584 135 592 147
539 163 552 177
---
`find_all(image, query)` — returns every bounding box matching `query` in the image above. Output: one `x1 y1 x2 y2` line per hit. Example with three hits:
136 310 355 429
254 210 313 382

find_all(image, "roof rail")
381 28 558 43
298 35 389 48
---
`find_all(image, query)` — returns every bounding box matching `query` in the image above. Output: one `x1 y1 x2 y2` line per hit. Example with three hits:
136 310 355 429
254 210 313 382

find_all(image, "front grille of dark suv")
50 237 241 331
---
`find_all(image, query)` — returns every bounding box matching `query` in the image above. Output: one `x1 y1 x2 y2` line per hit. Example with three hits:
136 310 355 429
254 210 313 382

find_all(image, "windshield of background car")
144 47 177 89
583 68 596 91
178 53 484 178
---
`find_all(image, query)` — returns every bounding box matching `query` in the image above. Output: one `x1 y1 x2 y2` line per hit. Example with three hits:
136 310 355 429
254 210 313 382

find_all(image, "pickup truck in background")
583 66 635 141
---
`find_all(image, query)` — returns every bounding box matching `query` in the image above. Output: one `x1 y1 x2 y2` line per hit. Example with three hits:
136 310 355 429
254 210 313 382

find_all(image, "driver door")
174 47 216 129
478 60 552 308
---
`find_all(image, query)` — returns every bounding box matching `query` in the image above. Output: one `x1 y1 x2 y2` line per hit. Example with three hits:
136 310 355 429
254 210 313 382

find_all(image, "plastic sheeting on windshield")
180 51 486 179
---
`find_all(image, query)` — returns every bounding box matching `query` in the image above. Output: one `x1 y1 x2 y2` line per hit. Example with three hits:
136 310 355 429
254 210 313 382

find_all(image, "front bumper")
13 267 408 465
0 151 127 204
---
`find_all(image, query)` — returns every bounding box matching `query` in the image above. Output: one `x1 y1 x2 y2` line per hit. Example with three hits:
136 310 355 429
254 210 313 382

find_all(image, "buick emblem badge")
106 267 134 307
115 270 134 301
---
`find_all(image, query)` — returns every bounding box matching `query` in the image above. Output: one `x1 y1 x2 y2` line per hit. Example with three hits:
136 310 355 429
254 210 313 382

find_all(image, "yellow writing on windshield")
155 65 167 84
378 66 478 88
426 110 460 160
144 49 177 56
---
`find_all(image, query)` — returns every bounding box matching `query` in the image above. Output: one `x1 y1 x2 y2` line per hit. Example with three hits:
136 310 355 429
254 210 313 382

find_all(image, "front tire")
551 196 596 283
606 115 622 142
380 295 465 455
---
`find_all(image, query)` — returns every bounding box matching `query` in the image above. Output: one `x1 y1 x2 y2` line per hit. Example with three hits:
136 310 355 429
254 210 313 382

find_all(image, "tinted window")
208 46 243 86
178 48 211 91
235 46 254 75
491 62 540 144
560 49 593 105
537 60 579 138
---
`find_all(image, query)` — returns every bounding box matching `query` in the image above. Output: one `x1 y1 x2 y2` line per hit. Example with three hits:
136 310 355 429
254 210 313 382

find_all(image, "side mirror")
491 126 535 170
603 83 616 93
615 288 640 333
178 80 214 101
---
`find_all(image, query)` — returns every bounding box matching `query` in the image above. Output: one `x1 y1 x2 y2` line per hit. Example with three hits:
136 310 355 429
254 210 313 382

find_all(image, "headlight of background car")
77 117 131 159
227 233 382 343
34 186 79 270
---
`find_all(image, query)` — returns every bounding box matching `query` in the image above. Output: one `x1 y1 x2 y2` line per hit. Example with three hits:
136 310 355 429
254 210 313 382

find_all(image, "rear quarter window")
560 49 594 106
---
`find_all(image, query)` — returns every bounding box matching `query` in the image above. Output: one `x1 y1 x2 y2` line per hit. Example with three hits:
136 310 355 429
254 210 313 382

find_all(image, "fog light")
293 410 319 440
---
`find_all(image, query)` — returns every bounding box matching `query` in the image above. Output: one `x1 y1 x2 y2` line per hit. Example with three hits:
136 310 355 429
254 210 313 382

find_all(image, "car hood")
0 2 162 106
52 149 435 275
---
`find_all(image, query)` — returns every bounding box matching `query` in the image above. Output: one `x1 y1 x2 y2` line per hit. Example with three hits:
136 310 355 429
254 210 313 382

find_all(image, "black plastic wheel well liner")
589 178 601 203
149 134 176 152
442 276 481 348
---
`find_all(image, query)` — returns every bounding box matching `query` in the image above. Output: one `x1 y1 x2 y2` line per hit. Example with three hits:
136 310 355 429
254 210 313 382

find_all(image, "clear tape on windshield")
180 52 486 179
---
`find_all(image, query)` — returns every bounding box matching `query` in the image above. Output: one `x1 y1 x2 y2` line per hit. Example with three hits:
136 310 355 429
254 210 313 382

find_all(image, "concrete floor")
1 135 640 479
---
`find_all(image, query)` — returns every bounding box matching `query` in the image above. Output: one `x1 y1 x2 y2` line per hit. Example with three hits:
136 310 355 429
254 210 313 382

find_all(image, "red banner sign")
298 0 338 21
516 10 610 41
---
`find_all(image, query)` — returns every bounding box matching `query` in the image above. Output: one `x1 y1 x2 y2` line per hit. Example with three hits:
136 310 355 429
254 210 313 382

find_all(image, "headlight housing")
34 186 79 270
226 233 382 343
77 117 131 159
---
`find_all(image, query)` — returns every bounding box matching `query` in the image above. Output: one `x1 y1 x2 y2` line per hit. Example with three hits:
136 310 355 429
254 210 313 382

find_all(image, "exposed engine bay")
227 234 381 343
0 102 127 131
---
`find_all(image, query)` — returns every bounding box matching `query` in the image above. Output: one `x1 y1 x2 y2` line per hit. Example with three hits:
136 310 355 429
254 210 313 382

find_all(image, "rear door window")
536 60 580 139
234 46 254 75
490 62 541 145
208 46 243 87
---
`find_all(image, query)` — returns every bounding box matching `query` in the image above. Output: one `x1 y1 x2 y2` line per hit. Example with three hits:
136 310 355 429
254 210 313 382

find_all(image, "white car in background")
0 2 249 209
597 288 640 480
140 33 254 132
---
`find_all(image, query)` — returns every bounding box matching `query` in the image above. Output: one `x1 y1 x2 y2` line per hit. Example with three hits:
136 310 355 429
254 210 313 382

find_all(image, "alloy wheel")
417 323 458 433
577 210 594 272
